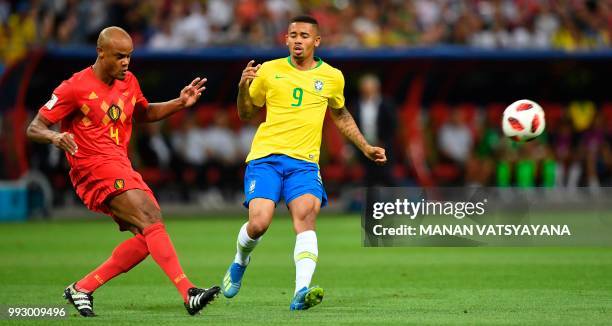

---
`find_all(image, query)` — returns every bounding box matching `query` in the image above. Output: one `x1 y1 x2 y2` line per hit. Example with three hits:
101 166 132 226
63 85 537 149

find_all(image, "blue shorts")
243 154 328 208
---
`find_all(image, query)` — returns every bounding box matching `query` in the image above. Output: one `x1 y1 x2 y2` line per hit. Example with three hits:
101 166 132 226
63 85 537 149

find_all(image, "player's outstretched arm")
136 77 207 123
237 60 261 121
26 114 78 155
329 107 387 165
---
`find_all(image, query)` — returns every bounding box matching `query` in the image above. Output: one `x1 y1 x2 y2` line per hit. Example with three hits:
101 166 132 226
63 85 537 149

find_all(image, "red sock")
143 222 194 302
75 234 149 293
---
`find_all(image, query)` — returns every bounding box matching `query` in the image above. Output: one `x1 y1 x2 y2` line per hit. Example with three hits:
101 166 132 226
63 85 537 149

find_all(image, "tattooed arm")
329 107 387 165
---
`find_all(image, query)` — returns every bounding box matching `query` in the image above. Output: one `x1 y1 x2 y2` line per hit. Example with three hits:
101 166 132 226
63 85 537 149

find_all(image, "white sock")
234 222 261 266
294 230 318 294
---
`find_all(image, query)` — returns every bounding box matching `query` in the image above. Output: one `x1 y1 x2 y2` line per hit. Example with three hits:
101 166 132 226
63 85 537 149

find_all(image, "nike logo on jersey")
274 75 284 79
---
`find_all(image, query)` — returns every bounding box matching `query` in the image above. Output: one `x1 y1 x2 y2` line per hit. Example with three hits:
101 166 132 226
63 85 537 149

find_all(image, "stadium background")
1 1 612 324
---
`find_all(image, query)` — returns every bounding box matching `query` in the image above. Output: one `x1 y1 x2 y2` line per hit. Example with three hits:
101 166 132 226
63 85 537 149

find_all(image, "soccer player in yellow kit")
222 16 387 310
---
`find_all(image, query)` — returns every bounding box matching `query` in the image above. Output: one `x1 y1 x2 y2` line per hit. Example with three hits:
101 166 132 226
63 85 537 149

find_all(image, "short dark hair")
289 15 319 27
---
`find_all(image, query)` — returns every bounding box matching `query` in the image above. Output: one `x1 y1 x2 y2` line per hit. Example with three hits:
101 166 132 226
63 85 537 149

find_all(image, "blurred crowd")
425 100 612 191
2 0 612 66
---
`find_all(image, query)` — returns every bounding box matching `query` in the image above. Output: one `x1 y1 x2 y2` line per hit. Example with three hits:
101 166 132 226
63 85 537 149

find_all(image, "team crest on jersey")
108 104 122 122
114 179 125 190
314 80 324 92
44 94 58 110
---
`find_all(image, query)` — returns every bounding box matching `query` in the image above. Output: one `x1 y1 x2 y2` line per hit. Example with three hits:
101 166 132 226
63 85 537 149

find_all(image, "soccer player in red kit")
26 26 219 317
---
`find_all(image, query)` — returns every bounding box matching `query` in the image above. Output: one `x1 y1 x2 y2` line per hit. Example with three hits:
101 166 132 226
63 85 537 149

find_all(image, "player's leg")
222 158 281 298
64 224 148 317
283 157 327 310
288 194 324 310
222 198 275 298
109 189 219 314
238 198 275 264
75 224 148 293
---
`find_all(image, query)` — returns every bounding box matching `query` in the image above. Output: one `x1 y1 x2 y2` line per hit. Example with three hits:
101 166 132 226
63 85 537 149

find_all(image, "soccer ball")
502 99 545 141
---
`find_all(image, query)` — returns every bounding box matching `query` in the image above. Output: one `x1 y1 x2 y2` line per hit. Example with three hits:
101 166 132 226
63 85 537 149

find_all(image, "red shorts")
69 159 160 217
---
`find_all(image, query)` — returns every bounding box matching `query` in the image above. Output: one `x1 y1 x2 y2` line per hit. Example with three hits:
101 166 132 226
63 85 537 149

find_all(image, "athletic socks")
75 234 149 293
143 222 195 302
293 230 318 294
234 222 262 266
231 224 319 295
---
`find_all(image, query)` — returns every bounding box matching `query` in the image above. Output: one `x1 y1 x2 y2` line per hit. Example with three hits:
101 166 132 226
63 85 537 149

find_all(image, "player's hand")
239 60 261 88
52 132 78 155
179 77 207 108
364 145 387 165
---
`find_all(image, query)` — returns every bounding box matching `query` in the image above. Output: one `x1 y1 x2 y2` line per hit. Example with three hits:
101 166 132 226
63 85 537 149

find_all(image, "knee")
292 202 319 234
293 202 319 223
247 220 268 238
248 210 272 238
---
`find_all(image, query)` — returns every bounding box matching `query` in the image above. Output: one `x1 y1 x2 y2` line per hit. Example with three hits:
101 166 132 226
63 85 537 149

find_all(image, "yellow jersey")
246 56 345 163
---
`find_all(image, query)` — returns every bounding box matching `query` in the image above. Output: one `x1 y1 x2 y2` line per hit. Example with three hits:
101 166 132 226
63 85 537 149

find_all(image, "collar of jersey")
286 56 323 71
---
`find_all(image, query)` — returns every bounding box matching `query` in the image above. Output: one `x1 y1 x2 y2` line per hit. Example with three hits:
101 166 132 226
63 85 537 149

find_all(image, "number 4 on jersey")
110 126 119 145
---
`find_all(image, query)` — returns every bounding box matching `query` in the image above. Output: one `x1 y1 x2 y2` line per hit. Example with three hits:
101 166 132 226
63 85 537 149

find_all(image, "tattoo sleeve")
329 106 369 152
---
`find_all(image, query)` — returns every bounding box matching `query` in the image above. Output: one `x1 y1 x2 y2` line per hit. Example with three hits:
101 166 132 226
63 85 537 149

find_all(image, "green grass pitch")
1 214 612 325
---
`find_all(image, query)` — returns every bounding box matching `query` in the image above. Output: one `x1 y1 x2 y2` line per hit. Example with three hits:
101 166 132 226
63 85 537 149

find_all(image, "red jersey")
38 67 148 168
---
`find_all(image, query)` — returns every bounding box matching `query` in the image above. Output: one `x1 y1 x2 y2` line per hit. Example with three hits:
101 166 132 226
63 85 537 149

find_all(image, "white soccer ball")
502 99 545 141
